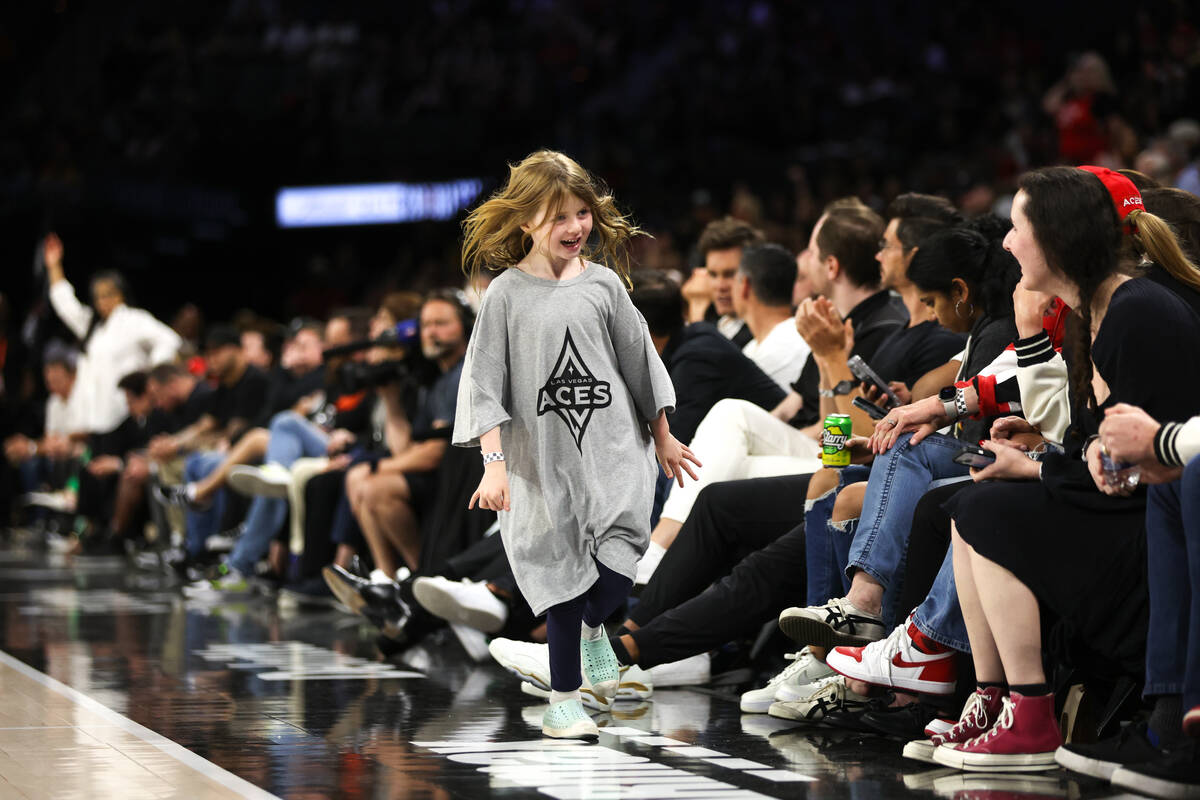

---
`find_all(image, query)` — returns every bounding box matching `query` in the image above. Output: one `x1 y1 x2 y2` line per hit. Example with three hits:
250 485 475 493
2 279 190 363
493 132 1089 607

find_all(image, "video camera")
323 319 422 392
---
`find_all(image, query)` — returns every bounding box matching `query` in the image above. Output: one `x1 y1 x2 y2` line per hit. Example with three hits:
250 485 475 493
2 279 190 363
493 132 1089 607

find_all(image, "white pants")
660 398 823 524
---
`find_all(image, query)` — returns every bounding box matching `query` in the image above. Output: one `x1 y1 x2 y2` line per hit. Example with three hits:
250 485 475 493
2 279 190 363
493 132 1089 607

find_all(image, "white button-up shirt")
44 385 89 437
49 281 182 433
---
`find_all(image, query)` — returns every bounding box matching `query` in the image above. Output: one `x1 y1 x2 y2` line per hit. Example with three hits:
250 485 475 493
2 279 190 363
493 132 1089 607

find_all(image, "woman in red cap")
889 165 1200 779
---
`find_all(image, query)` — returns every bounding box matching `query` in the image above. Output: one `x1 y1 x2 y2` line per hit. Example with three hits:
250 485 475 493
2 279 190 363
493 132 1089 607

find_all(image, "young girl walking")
454 150 700 739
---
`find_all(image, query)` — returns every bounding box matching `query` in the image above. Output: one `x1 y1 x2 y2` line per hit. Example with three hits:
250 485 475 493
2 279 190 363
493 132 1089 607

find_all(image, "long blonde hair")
461 150 643 286
1127 207 1200 292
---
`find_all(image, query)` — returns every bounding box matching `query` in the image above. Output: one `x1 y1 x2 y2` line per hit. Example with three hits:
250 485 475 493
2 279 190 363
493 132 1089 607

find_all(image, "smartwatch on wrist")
819 379 856 398
938 386 958 421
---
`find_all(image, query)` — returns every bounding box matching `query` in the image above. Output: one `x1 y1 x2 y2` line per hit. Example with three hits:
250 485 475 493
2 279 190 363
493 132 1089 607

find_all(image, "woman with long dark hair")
924 167 1200 774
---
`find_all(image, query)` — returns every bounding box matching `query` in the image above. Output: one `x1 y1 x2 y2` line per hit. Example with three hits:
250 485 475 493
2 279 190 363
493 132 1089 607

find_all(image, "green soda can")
822 414 852 468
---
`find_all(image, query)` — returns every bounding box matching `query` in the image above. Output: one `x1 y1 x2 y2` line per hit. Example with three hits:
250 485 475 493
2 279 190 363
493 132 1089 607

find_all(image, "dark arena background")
0 2 1198 799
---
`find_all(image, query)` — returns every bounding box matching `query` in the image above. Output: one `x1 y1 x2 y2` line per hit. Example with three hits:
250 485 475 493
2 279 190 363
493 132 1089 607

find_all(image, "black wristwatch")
819 379 856 398
938 386 958 421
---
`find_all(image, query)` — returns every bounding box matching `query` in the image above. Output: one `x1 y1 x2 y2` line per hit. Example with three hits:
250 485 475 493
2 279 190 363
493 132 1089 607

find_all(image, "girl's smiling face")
523 192 593 266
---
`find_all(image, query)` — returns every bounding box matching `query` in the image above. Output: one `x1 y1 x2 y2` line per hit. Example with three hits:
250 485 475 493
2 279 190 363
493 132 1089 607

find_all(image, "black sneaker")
361 587 413 642
322 564 375 614
1055 721 1164 781
279 576 340 609
862 698 945 740
1111 746 1200 798
824 692 897 734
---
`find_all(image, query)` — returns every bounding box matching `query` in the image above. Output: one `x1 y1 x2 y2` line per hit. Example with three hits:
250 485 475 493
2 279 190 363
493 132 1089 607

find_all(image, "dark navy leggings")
546 560 633 692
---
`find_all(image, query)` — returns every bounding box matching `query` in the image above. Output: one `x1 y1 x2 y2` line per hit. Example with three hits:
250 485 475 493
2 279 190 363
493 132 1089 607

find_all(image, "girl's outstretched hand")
470 465 511 512
656 435 701 488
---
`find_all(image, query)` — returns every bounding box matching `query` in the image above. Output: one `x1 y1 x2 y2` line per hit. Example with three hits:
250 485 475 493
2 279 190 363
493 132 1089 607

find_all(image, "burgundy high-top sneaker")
1184 704 1200 738
934 692 1062 772
902 685 1005 764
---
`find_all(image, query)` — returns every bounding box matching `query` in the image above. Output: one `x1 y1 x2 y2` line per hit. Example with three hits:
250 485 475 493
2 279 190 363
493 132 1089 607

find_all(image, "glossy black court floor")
0 534 1127 800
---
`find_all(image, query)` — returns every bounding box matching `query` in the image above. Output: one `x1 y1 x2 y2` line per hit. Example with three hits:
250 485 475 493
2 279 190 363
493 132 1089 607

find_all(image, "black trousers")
298 469 346 579
628 474 811 668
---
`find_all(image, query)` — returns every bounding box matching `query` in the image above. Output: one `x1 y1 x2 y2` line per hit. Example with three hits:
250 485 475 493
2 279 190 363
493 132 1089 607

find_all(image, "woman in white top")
43 234 181 434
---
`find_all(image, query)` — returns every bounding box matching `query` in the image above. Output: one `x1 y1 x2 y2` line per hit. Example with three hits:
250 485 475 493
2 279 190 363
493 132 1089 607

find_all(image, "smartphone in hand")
852 396 889 420
848 355 901 408
951 444 996 468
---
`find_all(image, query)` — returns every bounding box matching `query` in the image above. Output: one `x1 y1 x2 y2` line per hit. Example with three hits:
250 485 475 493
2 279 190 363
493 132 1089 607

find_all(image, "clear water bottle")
1101 450 1141 492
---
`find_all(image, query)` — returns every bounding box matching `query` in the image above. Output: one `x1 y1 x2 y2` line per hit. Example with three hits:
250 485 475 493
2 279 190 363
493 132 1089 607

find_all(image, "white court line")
0 649 281 800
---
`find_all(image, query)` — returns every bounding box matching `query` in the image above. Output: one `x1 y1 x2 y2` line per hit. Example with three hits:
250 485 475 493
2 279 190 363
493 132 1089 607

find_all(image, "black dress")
945 277 1200 676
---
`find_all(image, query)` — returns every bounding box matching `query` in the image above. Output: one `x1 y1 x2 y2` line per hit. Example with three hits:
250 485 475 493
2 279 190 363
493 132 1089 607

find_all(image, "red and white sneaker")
1184 704 1200 738
826 617 958 695
934 692 1062 772
902 685 1005 764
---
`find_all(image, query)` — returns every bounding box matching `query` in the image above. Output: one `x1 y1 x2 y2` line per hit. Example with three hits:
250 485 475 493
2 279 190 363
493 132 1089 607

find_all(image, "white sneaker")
774 675 837 703
825 617 958 695
204 533 236 553
635 541 666 585
21 491 76 512
227 464 292 498
412 576 507 633
740 648 835 713
47 533 76 554
778 596 887 648
450 623 491 663
616 663 654 701
489 638 552 691
525 661 654 707
490 638 613 710
182 565 250 599
646 652 711 687
767 675 870 723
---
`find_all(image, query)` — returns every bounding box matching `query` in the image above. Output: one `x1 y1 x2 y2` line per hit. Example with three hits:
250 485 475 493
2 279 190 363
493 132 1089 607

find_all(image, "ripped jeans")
803 465 870 606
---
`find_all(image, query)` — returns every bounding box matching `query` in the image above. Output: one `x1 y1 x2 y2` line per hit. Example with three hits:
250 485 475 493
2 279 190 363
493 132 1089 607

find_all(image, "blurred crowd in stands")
2 1 1200 795
3 2 1199 310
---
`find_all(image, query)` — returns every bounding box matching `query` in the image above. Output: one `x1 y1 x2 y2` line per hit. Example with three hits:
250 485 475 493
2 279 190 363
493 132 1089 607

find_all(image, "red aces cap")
1078 165 1144 225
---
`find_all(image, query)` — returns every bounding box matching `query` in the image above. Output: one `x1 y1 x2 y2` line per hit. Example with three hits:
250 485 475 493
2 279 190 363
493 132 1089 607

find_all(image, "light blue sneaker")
542 698 599 739
580 635 620 700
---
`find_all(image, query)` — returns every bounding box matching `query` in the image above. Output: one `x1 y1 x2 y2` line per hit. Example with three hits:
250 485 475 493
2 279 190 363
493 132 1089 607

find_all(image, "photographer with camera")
320 291 470 616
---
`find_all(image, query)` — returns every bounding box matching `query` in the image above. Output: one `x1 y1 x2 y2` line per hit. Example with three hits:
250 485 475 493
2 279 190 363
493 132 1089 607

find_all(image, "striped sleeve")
1155 417 1200 467
1014 331 1056 366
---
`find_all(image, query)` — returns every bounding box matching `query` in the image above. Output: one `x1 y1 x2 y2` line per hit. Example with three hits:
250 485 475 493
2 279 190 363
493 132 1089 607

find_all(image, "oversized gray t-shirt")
453 264 676 615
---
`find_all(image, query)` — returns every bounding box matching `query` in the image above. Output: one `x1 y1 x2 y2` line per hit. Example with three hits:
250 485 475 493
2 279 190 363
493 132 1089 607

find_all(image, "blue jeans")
1144 457 1200 707
227 412 330 576
911 550 971 653
805 465 870 605
184 450 228 558
848 432 970 628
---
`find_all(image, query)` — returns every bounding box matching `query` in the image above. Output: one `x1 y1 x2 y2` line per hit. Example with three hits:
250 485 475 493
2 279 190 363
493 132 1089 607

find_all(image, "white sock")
184 483 198 502
549 689 581 705
581 621 605 642
368 569 391 585
635 540 667 585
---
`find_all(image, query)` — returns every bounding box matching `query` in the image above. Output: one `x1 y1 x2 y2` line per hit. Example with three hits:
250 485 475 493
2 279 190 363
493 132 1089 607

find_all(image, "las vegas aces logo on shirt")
537 329 611 452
